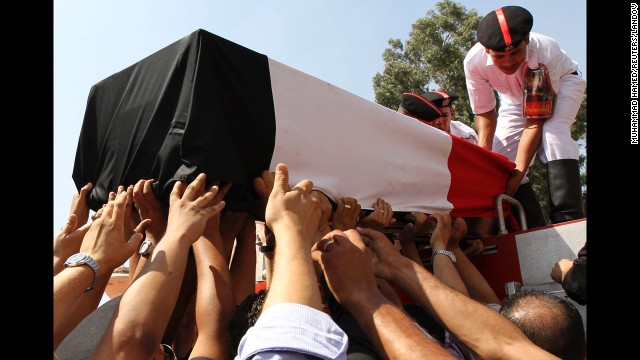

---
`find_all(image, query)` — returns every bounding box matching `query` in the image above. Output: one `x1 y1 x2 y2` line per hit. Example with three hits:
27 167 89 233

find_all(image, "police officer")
463 5 586 225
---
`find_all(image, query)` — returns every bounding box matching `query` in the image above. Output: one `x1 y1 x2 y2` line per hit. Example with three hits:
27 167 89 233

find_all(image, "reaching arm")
474 109 498 150
262 163 323 311
93 174 227 360
447 218 500 304
190 215 235 360
429 213 468 296
313 230 454 360
505 118 544 196
359 227 559 360
54 188 147 352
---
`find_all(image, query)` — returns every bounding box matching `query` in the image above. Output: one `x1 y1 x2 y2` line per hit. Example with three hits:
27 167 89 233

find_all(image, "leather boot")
547 159 585 223
513 182 547 229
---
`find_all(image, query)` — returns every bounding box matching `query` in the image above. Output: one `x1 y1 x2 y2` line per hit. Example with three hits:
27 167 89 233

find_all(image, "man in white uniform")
463 5 585 225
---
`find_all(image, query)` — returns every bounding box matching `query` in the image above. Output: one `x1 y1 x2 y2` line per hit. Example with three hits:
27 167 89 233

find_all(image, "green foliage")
372 0 587 220
373 0 480 125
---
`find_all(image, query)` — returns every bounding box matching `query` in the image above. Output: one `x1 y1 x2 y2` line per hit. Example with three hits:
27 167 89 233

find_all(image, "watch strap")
64 253 100 292
431 249 456 263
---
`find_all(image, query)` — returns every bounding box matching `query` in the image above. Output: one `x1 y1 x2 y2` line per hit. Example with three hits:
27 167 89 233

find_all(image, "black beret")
400 93 442 122
477 6 533 52
423 90 460 108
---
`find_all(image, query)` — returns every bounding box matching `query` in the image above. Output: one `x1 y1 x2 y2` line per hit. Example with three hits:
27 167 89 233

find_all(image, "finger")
292 179 314 194
124 185 134 218
196 184 220 208
204 200 227 218
101 196 117 220
111 188 129 221
78 182 93 200
133 180 148 215
184 173 207 200
143 179 155 199
356 227 388 244
316 237 338 253
108 191 117 202
59 214 79 235
133 218 153 235
127 232 146 249
170 180 186 205
343 229 366 251
270 163 290 198
117 185 125 195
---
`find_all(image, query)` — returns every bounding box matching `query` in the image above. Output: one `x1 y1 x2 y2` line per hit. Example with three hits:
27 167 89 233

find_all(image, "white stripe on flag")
268 58 454 214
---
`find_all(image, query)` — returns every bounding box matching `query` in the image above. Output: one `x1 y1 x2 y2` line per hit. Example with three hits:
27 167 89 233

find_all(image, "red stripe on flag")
447 134 515 217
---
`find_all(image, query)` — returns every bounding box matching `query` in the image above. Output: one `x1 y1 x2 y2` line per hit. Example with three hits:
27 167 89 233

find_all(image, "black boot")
547 159 585 223
513 182 547 229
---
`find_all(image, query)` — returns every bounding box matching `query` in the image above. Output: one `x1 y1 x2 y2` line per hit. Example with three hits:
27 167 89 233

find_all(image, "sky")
54 0 587 236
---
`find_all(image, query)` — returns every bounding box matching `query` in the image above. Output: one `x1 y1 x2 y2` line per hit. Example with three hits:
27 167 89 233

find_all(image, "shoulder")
464 43 487 66
528 32 562 52
451 121 478 140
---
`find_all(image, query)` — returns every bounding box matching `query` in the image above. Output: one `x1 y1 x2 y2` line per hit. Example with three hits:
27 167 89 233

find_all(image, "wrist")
64 253 100 292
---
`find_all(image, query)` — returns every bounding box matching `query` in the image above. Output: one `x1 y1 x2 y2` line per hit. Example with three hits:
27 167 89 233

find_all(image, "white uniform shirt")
463 32 585 163
450 121 478 144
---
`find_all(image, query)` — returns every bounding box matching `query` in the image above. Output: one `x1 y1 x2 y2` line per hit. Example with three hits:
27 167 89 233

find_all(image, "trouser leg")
547 159 585 223
513 182 547 229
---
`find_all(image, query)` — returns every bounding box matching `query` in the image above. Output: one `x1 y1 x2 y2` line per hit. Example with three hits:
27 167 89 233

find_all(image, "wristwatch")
431 249 456 263
139 239 154 256
64 253 100 292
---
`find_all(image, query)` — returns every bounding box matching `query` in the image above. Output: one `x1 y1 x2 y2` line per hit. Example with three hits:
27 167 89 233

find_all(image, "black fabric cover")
73 29 276 212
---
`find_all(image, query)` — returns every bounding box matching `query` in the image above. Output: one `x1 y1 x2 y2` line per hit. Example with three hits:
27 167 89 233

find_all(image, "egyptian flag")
73 29 514 218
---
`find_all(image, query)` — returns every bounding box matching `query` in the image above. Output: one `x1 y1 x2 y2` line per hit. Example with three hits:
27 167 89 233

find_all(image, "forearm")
449 247 500 304
390 259 555 359
229 220 258 305
263 229 322 311
99 234 193 358
514 118 544 173
53 267 95 334
53 272 114 350
475 110 497 150
191 237 235 360
346 293 454 360
431 242 468 296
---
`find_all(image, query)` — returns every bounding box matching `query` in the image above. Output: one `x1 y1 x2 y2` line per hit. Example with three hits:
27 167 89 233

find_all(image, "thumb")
127 232 145 249
271 163 290 196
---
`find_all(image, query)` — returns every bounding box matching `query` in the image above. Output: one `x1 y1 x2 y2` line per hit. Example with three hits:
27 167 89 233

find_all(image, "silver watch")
64 253 100 292
431 249 456 263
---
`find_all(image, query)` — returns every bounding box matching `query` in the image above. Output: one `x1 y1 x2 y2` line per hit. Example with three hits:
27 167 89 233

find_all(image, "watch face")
139 239 152 255
67 253 88 264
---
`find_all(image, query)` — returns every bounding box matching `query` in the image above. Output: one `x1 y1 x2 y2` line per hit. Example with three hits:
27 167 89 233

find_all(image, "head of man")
477 6 533 75
397 92 445 131
500 289 585 360
423 90 460 133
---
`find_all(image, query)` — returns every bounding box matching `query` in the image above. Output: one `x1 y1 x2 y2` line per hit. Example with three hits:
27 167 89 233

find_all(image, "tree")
373 0 480 125
372 0 587 223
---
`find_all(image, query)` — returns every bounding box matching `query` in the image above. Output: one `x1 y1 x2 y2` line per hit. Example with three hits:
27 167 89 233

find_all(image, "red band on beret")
432 90 450 99
495 8 513 48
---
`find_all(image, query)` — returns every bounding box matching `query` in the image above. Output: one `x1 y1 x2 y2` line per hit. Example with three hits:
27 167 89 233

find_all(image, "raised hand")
332 197 361 231
265 163 321 246
358 198 396 231
164 174 228 245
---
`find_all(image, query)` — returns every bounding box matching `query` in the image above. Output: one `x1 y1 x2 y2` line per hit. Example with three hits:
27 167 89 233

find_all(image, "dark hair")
500 289 585 360
227 289 268 356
